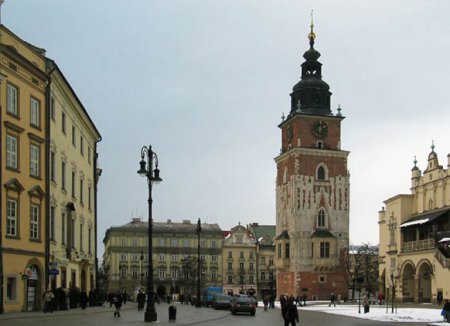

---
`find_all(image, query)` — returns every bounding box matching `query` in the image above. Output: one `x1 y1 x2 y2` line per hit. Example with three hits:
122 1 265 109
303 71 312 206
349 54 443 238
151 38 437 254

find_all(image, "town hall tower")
274 21 350 299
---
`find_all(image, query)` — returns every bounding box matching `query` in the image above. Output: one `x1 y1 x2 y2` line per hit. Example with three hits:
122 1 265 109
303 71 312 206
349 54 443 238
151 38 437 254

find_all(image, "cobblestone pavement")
0 302 436 326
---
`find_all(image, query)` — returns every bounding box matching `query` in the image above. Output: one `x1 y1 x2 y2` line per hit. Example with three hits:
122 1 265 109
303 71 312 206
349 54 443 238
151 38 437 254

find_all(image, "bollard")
169 305 177 321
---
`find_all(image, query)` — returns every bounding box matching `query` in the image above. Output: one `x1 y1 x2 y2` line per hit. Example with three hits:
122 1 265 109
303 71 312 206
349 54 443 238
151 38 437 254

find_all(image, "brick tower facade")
274 22 350 300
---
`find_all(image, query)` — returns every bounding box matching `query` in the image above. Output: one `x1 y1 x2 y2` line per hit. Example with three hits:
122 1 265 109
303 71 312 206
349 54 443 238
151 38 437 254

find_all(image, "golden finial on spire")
308 9 316 41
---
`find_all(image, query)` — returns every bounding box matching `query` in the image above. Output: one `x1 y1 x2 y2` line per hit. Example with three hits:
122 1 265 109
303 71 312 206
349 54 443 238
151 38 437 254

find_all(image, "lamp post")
196 218 202 307
137 145 162 322
140 251 144 288
390 273 395 314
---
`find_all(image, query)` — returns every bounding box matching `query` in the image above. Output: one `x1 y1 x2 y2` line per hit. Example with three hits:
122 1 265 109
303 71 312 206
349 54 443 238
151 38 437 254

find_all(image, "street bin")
169 305 177 321
364 304 370 313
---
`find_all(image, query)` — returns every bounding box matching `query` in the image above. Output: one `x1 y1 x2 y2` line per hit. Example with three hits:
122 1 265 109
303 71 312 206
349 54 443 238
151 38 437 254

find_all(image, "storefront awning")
399 208 450 228
438 237 450 243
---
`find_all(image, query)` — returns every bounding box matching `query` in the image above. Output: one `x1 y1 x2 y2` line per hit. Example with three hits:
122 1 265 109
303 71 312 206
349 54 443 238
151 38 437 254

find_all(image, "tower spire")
309 10 316 48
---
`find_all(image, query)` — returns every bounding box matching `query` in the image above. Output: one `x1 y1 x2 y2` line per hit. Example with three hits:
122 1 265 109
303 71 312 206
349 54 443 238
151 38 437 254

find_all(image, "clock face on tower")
311 120 328 139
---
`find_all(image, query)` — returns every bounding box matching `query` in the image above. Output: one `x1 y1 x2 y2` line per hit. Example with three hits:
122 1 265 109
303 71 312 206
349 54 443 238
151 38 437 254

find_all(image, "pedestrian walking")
437 292 443 306
43 288 55 313
113 292 123 317
283 296 299 326
80 290 88 310
329 293 336 307
442 299 450 322
378 292 384 305
137 289 146 311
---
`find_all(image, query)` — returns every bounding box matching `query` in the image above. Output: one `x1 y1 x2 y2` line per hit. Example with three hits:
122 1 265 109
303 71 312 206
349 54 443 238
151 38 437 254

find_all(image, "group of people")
43 287 98 312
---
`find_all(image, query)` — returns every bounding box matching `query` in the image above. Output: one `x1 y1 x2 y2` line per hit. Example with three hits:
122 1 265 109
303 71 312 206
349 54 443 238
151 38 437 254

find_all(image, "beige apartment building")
378 145 450 303
0 26 48 312
103 218 223 299
223 223 257 296
46 59 101 293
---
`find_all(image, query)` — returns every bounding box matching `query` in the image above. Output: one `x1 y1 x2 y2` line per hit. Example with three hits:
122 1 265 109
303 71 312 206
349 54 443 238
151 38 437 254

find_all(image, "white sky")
3 1 450 260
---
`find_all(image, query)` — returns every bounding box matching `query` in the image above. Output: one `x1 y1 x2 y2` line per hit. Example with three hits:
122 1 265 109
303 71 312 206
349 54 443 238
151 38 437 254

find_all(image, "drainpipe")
0 64 7 316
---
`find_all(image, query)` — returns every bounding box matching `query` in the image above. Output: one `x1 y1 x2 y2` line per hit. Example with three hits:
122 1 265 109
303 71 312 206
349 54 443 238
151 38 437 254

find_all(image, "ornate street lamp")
196 218 202 307
137 145 162 322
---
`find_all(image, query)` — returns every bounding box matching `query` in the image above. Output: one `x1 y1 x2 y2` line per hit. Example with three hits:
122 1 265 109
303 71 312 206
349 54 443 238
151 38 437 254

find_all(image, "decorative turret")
425 141 441 173
411 156 421 184
290 13 332 116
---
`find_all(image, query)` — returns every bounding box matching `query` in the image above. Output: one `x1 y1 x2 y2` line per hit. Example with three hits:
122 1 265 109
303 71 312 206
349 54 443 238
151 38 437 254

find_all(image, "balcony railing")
401 238 434 252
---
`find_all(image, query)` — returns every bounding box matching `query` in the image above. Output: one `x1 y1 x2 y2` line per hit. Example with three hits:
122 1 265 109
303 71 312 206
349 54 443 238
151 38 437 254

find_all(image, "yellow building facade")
0 26 48 312
103 218 223 299
378 146 450 303
46 60 101 294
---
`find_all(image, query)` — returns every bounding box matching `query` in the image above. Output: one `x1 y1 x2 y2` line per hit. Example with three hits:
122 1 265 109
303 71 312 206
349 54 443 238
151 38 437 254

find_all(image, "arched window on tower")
318 209 326 227
283 166 288 184
317 166 325 180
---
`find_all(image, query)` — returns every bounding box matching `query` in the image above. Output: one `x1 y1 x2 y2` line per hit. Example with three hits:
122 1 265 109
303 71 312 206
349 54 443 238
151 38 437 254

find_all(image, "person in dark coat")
113 292 123 317
137 290 146 311
280 294 288 319
80 290 88 310
283 296 299 326
329 293 336 307
443 299 450 322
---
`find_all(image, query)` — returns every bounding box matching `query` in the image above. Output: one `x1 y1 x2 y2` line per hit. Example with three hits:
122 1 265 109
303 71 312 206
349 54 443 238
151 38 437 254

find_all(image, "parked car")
230 296 256 316
211 294 232 310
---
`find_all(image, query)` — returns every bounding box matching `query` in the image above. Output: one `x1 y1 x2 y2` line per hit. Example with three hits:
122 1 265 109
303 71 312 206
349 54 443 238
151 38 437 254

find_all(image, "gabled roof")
275 230 289 240
311 229 335 238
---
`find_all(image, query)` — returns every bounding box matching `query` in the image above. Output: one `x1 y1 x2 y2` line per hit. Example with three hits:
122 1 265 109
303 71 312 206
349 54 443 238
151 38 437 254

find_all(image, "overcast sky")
3 1 450 260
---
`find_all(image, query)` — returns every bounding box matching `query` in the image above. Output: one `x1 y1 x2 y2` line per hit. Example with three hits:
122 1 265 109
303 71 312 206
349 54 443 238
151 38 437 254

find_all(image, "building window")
6 135 18 169
88 186 92 210
261 272 265 280
30 205 39 240
249 252 254 259
318 209 325 227
200 254 206 262
319 275 326 283
50 206 55 241
30 144 40 177
236 235 243 243
227 275 232 284
88 227 92 254
61 212 66 244
211 255 217 263
6 277 17 301
30 97 40 127
7 84 18 116
269 259 273 266
239 262 244 270
171 254 178 262
71 171 76 198
285 243 290 258
171 268 177 280
211 240 217 248
88 147 91 164
79 179 83 204
79 223 83 252
184 239 190 247
50 96 55 121
159 269 165 280
159 254 165 262
121 268 127 279
132 239 138 246
249 263 254 271
277 244 281 258
200 240 206 248
159 239 165 247
70 219 75 249
228 262 232 270
50 151 56 182
80 136 84 155
120 237 127 246
132 268 138 279
72 126 76 147
62 112 66 134
200 269 206 279
211 269 217 279
318 166 325 180
249 275 254 284
320 242 330 258
61 161 66 190
6 199 18 236
171 239 178 247
239 275 244 285
228 251 232 259
120 253 127 261
239 252 244 259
